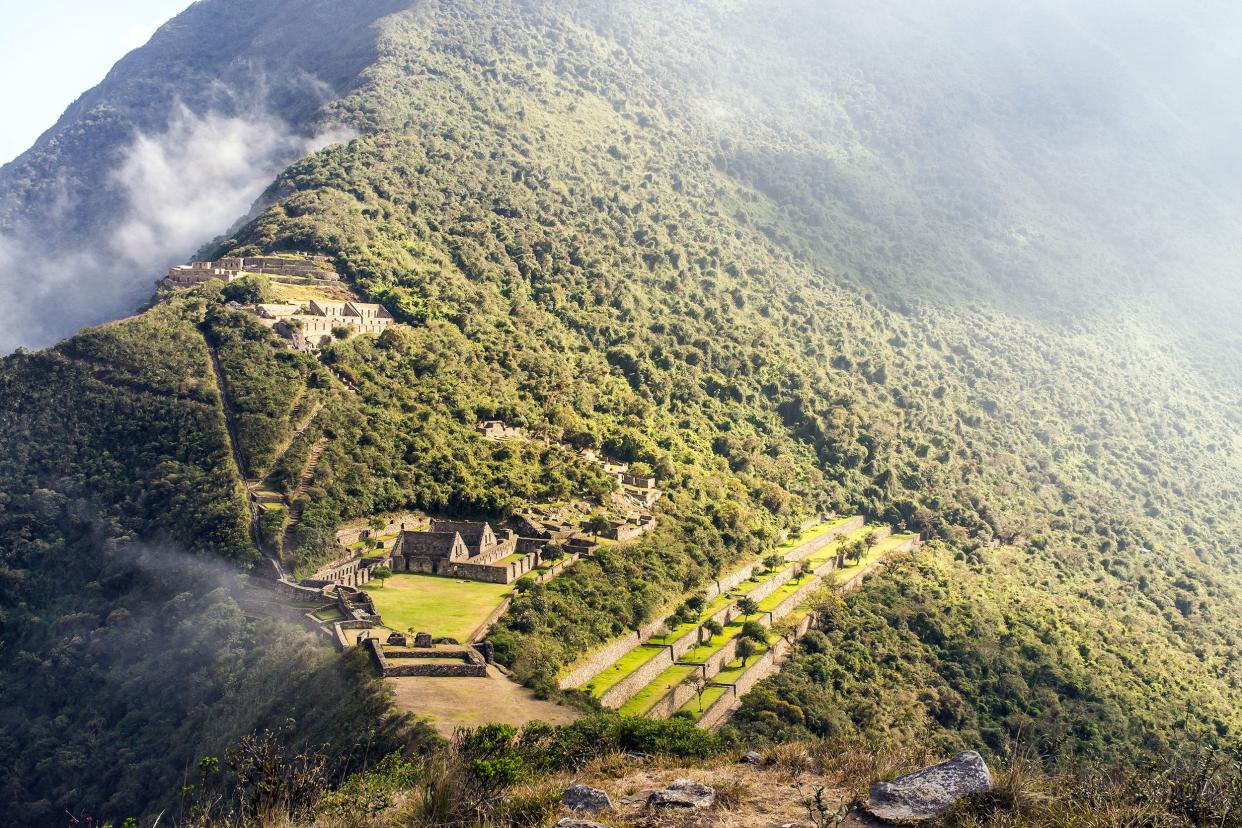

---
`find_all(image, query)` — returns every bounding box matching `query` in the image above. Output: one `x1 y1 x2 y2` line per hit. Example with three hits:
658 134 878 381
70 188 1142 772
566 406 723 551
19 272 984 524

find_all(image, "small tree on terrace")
741 620 769 645
763 554 784 572
370 565 392 588
798 561 814 582
737 597 760 620
703 619 724 643
736 637 757 667
584 512 612 540
690 673 709 712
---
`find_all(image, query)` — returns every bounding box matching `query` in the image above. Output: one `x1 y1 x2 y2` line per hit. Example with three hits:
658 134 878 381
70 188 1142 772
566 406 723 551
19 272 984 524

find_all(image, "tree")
221 274 272 304
763 553 784 571
703 619 724 642
584 512 612 540
541 543 566 563
686 593 706 614
741 620 769 644
736 637 756 666
690 673 709 712
370 565 392 588
737 597 759 619
798 561 814 581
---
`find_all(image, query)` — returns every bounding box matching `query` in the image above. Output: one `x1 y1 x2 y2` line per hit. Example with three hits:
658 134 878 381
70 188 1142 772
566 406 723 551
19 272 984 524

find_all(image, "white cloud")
0 104 354 353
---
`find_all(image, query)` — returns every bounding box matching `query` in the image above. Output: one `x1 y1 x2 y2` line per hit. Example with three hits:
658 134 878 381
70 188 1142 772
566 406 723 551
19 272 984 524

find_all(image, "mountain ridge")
0 0 1240 822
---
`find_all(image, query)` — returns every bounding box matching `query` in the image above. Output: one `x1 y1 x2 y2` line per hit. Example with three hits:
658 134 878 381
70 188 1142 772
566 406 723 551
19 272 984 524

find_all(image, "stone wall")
696 686 740 730
363 638 488 678
645 666 708 720
470 595 515 643
559 518 863 691
598 646 675 709
558 616 667 690
697 636 741 678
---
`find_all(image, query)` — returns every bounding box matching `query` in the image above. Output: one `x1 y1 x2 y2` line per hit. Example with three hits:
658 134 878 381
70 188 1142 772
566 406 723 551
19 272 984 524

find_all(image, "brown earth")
385 666 581 736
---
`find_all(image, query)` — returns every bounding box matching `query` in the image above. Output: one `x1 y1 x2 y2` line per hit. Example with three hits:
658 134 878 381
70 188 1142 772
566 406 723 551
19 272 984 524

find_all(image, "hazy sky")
0 0 193 165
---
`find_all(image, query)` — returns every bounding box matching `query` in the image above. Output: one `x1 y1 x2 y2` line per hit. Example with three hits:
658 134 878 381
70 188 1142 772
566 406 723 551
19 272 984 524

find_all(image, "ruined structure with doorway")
386 520 539 584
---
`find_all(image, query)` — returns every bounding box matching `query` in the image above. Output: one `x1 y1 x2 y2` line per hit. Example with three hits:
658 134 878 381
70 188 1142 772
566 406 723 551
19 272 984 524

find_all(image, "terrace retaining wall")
559 615 668 690
559 518 864 691
696 686 740 730
646 669 709 720
599 646 674 709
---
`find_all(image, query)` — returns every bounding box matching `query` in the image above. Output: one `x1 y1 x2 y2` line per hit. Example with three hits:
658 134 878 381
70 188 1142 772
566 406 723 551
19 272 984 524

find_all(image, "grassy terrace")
679 685 730 720
825 533 916 587
618 663 701 716
361 574 513 642
577 517 866 697
771 515 857 555
586 645 667 697
647 593 733 646
709 641 772 685
312 606 344 622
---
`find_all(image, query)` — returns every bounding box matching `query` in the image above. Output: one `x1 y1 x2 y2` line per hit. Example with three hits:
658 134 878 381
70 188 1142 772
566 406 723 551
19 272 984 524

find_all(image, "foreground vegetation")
155 721 1242 827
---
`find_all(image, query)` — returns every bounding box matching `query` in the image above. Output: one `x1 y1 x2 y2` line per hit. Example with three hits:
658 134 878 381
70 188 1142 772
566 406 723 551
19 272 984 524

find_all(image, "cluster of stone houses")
386 520 542 584
161 253 338 288
253 299 395 351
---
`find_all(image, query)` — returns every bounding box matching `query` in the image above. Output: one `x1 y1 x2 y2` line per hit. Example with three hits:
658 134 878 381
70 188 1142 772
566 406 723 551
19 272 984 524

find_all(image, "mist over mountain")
1 0 1241 823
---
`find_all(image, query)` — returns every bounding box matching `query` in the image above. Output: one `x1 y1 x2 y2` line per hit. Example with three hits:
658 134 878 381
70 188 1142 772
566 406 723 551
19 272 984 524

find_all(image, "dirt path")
385 667 580 736
258 401 323 486
199 328 284 575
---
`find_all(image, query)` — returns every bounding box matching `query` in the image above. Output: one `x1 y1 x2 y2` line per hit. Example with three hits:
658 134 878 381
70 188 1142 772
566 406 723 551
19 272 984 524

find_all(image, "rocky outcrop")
563 784 613 813
553 820 611 828
864 751 992 822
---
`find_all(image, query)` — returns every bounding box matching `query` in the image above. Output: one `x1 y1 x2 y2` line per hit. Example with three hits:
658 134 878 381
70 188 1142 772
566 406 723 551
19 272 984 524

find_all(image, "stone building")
477 420 523 440
386 520 538 584
160 252 338 289
255 299 395 350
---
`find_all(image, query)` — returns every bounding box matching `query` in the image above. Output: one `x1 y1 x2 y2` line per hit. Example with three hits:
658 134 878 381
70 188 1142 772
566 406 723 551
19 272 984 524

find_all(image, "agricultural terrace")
361 573 512 642
582 519 873 701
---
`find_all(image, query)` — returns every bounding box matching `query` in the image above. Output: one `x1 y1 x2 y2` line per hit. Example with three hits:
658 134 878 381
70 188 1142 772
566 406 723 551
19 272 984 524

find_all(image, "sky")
0 0 193 166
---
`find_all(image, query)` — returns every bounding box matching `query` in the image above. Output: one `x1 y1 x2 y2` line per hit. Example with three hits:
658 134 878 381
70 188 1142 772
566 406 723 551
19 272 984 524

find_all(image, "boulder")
648 778 716 809
739 750 763 765
563 783 613 813
864 751 992 823
553 820 611 828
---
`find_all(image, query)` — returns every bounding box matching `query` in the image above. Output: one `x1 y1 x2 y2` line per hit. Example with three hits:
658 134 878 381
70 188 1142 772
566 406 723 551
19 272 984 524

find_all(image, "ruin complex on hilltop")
161 253 339 288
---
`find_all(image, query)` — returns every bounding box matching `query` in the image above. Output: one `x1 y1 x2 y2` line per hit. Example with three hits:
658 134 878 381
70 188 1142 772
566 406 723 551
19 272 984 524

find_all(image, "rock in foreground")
563 783 613 813
648 778 716 809
553 819 611 828
864 751 992 822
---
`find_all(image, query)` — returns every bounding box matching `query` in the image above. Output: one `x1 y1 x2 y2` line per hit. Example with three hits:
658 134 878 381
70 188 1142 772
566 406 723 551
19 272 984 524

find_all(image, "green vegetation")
361 573 513 642
2 0 1242 822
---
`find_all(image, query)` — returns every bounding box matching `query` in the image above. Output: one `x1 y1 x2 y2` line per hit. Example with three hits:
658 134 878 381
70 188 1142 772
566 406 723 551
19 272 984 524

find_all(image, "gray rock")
554 820 611 828
740 750 763 765
648 778 716 809
864 751 992 823
562 783 613 813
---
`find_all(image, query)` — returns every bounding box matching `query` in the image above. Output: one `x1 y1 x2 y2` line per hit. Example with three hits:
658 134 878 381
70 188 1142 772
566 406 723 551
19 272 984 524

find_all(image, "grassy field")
269 280 355 302
361 573 513 642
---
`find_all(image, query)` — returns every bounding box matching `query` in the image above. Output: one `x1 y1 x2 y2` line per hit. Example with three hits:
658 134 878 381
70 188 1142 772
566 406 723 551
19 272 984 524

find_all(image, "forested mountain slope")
1 0 1240 822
